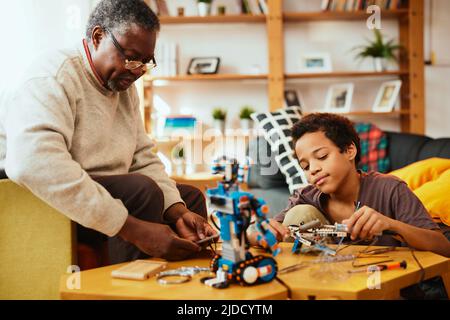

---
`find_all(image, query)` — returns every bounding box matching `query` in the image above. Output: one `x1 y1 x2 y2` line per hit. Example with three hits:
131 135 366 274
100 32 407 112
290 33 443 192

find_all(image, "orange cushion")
390 157 450 190
413 169 450 226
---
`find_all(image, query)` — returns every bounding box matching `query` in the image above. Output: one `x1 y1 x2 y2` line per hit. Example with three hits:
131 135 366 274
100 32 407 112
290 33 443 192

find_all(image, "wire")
335 238 372 253
208 243 216 255
209 210 221 231
373 233 425 284
334 236 345 253
394 233 426 283
341 233 425 284
275 276 292 300
410 249 425 283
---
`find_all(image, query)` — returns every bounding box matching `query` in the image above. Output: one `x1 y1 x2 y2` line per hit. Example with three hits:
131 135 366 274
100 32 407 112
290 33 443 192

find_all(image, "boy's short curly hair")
291 113 361 165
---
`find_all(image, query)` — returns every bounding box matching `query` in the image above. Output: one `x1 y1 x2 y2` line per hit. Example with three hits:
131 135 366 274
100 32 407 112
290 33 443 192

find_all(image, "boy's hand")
342 205 393 240
266 219 290 242
248 219 289 246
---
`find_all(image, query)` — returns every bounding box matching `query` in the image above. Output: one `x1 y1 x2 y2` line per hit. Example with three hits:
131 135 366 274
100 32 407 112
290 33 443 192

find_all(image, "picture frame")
284 89 304 114
372 80 402 112
299 53 332 73
187 57 221 75
325 83 354 113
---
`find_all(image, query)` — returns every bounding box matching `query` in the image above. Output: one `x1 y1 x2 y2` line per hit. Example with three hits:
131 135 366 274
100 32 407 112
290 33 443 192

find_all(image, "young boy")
268 113 450 257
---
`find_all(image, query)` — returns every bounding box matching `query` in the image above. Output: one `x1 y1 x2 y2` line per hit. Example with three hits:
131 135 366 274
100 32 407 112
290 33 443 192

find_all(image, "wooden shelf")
306 110 409 117
153 131 258 142
143 1 424 135
283 10 408 22
285 71 408 79
159 14 266 24
147 74 268 82
148 71 407 82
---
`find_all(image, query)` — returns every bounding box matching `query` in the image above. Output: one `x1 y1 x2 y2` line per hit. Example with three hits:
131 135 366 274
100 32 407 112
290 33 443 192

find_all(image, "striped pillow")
251 106 307 194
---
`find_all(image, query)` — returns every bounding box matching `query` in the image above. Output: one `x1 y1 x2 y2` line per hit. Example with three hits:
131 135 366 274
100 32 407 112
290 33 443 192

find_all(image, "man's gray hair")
86 0 160 40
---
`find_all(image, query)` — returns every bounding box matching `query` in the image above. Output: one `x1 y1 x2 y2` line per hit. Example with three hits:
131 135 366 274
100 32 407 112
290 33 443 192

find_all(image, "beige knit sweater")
0 41 183 237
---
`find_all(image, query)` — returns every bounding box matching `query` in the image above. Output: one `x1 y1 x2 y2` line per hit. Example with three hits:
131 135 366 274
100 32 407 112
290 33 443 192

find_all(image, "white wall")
425 0 450 138
0 0 93 103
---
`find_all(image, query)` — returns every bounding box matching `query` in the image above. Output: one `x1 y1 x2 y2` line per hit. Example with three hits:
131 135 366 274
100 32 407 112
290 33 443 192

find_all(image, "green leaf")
212 108 227 120
352 29 403 62
239 106 255 119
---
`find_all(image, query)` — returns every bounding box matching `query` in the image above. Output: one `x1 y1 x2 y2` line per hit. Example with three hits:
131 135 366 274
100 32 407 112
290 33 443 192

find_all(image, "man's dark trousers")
77 173 207 264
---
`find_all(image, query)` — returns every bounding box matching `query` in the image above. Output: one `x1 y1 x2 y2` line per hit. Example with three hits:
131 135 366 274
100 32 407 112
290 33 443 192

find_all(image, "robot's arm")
252 203 281 256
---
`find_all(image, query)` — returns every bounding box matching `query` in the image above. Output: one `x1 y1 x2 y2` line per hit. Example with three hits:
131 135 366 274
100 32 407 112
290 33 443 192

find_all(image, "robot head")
212 156 240 184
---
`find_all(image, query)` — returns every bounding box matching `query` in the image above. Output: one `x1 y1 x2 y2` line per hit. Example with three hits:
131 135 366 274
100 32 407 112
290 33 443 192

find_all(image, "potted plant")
212 107 227 133
239 105 255 130
171 143 186 176
353 29 402 72
197 0 213 17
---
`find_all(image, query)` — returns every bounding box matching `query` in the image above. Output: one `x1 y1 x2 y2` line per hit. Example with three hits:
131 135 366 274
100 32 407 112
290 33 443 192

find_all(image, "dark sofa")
247 131 450 217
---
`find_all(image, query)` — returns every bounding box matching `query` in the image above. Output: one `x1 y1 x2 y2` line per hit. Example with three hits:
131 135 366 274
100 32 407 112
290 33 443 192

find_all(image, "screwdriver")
348 260 407 274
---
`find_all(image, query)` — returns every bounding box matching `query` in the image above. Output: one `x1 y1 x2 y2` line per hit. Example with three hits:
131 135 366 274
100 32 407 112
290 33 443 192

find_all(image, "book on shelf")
168 42 178 77
241 0 251 14
163 115 197 137
151 42 178 78
321 0 406 11
247 0 262 15
155 0 169 17
258 0 269 14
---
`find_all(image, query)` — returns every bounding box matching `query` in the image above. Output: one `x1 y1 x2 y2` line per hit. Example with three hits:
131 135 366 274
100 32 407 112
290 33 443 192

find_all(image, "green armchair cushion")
0 180 76 299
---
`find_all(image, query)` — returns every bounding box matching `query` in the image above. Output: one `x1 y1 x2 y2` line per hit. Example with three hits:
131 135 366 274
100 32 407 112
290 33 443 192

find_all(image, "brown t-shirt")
274 171 439 246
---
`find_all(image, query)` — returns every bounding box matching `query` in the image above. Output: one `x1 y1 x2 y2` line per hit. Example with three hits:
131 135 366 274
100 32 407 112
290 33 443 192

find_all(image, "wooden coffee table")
60 249 287 300
276 244 450 299
60 243 449 300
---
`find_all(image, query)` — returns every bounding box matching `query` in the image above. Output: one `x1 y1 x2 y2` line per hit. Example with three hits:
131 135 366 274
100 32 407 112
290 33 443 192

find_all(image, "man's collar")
82 39 105 87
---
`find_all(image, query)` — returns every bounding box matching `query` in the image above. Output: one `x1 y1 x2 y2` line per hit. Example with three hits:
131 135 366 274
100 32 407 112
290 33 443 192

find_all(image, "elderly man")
0 0 216 263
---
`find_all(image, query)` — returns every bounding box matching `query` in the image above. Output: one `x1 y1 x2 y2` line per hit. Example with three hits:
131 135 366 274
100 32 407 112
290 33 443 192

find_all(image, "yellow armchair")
0 179 76 299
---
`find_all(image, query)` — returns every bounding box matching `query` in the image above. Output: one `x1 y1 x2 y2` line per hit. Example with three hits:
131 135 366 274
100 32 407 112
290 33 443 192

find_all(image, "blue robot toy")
201 156 281 289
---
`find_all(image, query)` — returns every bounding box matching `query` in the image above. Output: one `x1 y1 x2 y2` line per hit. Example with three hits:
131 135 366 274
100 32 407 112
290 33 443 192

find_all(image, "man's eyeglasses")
106 28 157 72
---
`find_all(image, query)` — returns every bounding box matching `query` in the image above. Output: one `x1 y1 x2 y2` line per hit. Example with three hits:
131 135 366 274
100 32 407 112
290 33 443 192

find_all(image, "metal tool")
156 266 211 285
359 247 396 255
278 262 309 275
196 234 220 245
348 260 407 274
278 254 357 275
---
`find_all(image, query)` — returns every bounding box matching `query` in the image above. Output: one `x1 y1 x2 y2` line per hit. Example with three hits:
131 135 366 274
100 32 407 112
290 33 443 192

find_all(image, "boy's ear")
345 143 358 162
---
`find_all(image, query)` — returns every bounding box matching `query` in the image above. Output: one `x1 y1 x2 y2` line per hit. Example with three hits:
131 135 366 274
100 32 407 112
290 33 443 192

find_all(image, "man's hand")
248 219 289 246
175 211 217 242
342 205 394 240
118 215 201 261
165 203 217 242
